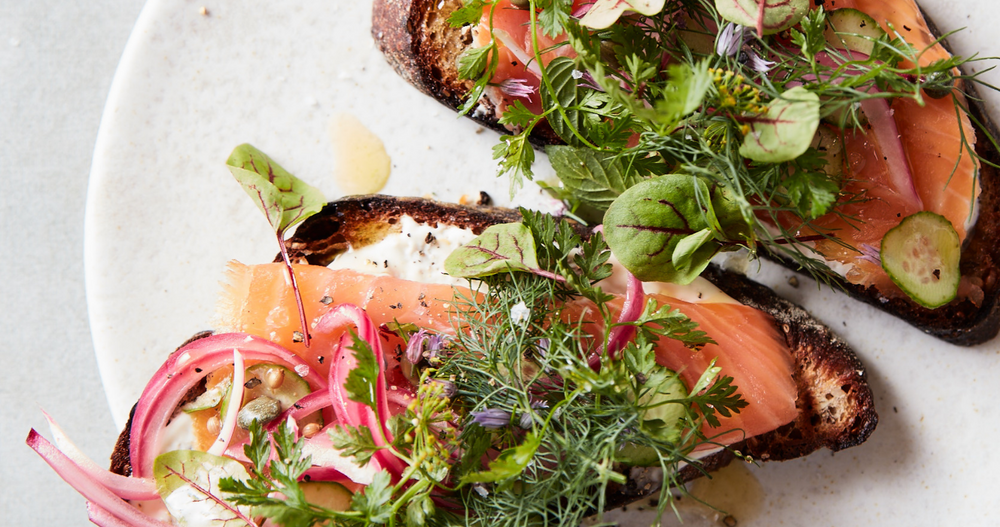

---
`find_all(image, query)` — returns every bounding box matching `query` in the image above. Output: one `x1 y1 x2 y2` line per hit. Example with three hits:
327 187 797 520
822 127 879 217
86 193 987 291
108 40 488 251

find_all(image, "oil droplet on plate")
677 461 763 525
329 113 390 195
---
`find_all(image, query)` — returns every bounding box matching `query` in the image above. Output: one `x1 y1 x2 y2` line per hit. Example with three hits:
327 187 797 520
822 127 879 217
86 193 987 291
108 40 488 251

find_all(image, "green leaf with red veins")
153 450 254 527
739 86 820 163
580 0 666 29
226 143 325 235
603 175 749 284
715 0 809 36
445 223 541 278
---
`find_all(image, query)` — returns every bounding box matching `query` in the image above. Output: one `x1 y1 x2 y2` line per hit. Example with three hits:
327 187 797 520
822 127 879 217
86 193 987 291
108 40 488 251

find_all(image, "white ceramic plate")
86 1 1000 525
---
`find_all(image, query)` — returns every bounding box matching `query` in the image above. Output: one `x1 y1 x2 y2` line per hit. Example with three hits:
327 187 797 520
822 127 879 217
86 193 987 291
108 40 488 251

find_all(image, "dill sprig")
452 0 998 284
216 212 750 526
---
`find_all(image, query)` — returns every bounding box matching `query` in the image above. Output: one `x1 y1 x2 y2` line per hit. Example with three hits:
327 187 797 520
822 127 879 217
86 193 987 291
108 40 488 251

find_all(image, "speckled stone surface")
5 0 1000 525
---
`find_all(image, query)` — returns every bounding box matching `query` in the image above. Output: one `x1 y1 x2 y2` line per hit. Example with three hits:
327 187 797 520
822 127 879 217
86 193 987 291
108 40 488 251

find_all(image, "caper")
237 395 281 429
923 70 955 99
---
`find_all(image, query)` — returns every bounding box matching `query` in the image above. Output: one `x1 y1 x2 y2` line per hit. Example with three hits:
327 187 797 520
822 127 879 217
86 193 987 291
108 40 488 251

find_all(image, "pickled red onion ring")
320 303 407 476
606 270 645 359
41 410 158 501
129 333 326 478
27 430 174 527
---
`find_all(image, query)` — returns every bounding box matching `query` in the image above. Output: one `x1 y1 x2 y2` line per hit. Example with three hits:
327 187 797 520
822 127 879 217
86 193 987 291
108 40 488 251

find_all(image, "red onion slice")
319 304 407 476
129 333 326 478
813 51 923 210
87 502 137 527
606 270 645 359
40 411 158 501
27 430 174 527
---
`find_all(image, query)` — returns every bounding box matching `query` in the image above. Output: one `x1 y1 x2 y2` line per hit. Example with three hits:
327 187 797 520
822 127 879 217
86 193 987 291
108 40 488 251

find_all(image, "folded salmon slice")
215 262 797 445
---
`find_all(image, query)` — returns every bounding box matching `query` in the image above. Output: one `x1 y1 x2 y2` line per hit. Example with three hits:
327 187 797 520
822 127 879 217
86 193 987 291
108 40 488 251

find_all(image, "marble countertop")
2 1 145 524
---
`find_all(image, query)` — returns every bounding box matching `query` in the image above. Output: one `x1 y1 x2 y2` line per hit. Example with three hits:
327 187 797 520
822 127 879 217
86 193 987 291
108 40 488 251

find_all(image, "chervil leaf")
498 100 539 129
448 0 487 27
226 144 325 235
493 132 535 194
352 471 394 523
457 43 493 81
329 424 379 466
344 331 380 409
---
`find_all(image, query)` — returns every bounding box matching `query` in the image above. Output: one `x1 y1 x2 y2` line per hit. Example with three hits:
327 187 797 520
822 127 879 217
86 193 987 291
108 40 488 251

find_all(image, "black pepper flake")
318 356 325 364
320 295 333 305
477 191 492 206
903 25 911 31
418 292 426 300
244 377 262 389
292 331 304 343
420 301 429 308
425 232 436 244
195 368 203 373
815 0 824 5
894 406 899 413
511 61 518 66
933 269 941 279
390 302 402 309
294 403 304 409
383 260 389 268
304 474 312 482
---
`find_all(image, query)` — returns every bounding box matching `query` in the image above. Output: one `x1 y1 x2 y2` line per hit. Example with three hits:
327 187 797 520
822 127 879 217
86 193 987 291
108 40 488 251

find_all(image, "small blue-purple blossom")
471 408 512 429
405 330 447 364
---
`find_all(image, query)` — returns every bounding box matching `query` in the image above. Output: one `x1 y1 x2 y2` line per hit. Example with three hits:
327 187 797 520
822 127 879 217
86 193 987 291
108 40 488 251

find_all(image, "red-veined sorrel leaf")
739 86 820 163
715 0 809 36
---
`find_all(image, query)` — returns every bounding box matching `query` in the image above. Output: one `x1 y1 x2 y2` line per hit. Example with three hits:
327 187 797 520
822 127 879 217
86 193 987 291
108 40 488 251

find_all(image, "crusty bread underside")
282 195 878 508
371 0 1000 345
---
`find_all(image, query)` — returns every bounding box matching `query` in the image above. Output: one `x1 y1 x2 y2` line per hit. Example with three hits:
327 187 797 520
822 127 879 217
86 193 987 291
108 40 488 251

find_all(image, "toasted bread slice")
370 1 1000 345
278 195 878 507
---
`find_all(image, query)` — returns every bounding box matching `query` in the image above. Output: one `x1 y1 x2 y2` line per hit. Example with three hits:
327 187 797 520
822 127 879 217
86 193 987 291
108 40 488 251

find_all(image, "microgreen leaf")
580 0 666 29
459 431 542 484
153 450 254 526
715 0 809 36
603 175 749 284
226 144 325 235
651 62 713 126
546 145 643 213
740 86 821 163
446 223 563 281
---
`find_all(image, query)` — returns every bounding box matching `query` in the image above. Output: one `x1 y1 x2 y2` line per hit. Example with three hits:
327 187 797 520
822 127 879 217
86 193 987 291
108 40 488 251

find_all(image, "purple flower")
716 23 775 73
498 78 536 101
405 329 428 363
471 408 512 429
716 23 746 57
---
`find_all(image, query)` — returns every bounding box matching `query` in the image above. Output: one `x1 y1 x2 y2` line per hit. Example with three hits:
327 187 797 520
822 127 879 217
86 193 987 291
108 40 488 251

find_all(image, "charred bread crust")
370 0 1000 345
285 195 878 506
371 0 563 147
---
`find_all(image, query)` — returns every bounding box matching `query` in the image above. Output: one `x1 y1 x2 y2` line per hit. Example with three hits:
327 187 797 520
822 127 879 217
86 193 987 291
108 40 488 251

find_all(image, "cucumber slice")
218 363 323 429
300 481 353 511
880 211 961 309
824 8 885 56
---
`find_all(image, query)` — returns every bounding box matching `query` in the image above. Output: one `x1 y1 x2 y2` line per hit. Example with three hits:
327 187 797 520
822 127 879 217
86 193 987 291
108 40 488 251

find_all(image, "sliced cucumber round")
824 8 885 56
880 211 961 309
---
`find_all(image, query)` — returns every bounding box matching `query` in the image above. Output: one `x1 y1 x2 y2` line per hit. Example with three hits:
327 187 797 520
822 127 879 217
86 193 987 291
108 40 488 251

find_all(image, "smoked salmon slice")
214 262 798 445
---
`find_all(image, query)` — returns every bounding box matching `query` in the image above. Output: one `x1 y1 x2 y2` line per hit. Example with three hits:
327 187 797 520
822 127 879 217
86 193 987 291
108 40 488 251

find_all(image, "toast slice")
370 0 1000 345
279 195 878 507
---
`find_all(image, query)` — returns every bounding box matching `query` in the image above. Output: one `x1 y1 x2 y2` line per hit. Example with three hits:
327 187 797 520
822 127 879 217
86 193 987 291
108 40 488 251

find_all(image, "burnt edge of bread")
284 195 878 509
371 0 563 148
370 0 1000 345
